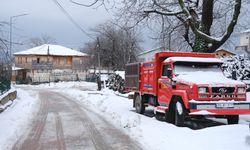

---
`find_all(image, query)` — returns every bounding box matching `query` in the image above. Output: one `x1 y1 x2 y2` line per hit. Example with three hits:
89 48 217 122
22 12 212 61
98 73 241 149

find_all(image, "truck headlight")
198 87 208 94
238 87 245 94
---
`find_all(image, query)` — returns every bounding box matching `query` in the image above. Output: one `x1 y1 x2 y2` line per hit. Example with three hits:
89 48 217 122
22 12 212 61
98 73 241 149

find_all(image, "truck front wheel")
167 98 186 127
135 94 145 114
227 115 239 124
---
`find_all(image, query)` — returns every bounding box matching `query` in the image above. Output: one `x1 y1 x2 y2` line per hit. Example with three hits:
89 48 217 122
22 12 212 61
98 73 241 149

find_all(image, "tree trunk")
193 0 214 53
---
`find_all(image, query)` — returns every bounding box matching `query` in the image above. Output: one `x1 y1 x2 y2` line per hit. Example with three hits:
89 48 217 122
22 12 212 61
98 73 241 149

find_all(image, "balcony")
32 61 53 70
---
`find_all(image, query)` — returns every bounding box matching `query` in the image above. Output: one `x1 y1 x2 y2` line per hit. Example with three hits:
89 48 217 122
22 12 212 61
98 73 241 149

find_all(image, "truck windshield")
174 62 221 76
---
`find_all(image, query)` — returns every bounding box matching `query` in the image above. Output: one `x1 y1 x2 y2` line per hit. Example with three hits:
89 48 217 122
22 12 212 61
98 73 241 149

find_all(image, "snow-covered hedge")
222 55 250 81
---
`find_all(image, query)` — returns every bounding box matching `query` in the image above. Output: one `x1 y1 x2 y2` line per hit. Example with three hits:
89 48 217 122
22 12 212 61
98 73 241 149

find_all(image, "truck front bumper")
189 100 250 115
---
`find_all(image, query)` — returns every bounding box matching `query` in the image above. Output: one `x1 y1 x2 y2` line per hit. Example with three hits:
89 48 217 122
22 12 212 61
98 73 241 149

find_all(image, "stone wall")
27 69 87 83
0 90 17 112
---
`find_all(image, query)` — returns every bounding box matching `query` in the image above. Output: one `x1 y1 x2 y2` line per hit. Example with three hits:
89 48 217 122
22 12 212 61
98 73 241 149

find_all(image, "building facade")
13 44 90 83
215 49 236 58
235 29 250 56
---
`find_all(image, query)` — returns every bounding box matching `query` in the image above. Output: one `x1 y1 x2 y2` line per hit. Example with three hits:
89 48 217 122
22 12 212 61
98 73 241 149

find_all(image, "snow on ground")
3 82 250 150
0 88 38 150
15 81 97 90
52 82 250 150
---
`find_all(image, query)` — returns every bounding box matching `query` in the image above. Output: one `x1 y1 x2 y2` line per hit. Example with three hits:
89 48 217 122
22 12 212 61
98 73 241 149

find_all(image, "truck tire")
227 115 239 124
135 94 145 114
167 98 186 127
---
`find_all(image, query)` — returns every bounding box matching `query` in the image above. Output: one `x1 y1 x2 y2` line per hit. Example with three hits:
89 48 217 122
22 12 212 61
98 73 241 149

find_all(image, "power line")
51 0 94 39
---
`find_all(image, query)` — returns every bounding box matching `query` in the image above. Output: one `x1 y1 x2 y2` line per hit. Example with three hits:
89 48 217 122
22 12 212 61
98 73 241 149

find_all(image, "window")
17 57 21 64
162 64 171 76
25 57 27 63
56 57 60 64
64 57 67 64
67 57 72 65
37 58 40 63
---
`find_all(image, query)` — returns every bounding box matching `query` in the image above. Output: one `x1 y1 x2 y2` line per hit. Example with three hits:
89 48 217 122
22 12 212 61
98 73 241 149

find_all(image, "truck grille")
212 87 235 94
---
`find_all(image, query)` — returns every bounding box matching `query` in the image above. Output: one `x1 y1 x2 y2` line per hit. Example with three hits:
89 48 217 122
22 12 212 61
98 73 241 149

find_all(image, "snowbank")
0 88 16 100
15 81 97 90
0 88 37 150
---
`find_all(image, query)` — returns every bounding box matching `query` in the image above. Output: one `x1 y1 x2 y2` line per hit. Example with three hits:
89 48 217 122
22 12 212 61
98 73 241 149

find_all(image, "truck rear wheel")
227 115 239 124
135 94 145 114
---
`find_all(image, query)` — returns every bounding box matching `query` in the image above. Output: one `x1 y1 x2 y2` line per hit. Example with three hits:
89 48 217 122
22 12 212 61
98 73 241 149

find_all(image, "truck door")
158 64 172 107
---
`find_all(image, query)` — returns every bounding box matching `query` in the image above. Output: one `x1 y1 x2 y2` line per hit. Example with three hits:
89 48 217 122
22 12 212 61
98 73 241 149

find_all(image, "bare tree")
81 21 142 70
0 22 11 93
71 0 247 53
29 34 56 47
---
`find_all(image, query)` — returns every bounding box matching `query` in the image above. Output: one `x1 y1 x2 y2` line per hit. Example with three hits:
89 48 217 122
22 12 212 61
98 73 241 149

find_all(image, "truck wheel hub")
176 102 183 115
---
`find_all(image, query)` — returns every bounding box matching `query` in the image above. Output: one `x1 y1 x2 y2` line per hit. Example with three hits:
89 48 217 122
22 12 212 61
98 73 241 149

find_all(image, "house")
13 44 90 84
235 29 250 56
215 49 236 58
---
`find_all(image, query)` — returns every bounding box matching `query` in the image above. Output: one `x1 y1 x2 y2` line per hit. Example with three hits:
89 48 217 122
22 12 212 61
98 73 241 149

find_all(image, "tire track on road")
56 93 142 150
56 94 113 150
12 92 49 150
55 112 66 150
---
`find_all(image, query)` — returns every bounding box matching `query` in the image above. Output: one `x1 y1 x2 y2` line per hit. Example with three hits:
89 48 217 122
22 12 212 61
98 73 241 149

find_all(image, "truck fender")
171 90 189 109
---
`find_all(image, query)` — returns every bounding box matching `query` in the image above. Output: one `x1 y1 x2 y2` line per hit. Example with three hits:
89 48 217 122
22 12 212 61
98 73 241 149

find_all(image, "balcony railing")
32 61 53 69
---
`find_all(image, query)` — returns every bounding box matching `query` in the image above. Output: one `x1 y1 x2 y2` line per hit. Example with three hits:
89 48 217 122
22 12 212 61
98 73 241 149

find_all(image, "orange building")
215 49 236 58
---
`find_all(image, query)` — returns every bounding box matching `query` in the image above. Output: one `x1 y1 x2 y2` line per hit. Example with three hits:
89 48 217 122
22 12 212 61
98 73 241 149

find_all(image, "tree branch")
144 9 183 16
178 0 241 44
70 0 99 7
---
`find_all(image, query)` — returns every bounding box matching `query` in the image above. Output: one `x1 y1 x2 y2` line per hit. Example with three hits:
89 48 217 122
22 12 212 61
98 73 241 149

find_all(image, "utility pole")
9 13 28 57
97 37 101 73
248 35 250 53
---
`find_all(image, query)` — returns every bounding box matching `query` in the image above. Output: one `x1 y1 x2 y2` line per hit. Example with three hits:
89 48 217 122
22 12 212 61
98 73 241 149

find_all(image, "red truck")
125 52 250 126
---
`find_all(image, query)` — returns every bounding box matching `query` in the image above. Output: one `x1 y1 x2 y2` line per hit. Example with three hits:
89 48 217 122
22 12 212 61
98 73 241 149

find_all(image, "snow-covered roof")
14 44 88 57
215 49 236 55
12 66 24 71
164 57 223 63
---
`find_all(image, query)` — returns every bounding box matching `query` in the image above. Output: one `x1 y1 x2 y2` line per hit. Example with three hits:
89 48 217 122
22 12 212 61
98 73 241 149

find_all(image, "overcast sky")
1 0 249 54
0 0 120 53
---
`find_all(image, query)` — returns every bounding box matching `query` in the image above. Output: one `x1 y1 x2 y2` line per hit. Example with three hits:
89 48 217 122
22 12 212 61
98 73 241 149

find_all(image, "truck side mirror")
167 70 172 78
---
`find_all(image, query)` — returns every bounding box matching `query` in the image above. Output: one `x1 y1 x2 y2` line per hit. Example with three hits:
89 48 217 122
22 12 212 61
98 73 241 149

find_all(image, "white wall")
240 32 250 46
